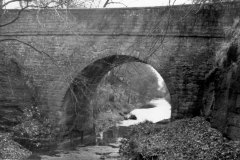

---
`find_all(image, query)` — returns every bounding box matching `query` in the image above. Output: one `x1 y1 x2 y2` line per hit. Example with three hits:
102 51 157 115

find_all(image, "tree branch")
103 0 127 8
0 2 29 27
2 0 20 8
107 1 127 7
103 0 110 7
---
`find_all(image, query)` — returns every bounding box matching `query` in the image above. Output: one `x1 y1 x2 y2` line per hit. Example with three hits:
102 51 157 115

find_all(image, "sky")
4 0 192 9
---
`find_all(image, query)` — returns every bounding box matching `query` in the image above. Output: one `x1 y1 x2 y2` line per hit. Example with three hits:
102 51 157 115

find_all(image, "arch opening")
60 55 171 142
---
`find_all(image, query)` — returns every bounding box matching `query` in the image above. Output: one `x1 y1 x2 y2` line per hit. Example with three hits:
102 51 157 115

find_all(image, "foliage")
91 62 168 134
91 81 137 134
95 111 122 134
0 132 31 160
119 117 240 160
109 62 169 102
12 105 56 149
91 62 170 137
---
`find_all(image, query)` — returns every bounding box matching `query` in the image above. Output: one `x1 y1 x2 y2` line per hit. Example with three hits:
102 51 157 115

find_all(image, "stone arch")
58 55 172 135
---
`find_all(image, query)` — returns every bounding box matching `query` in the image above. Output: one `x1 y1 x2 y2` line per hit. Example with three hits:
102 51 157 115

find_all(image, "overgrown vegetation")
91 62 169 135
91 69 145 134
12 105 57 149
0 103 51 159
119 117 240 160
0 132 31 160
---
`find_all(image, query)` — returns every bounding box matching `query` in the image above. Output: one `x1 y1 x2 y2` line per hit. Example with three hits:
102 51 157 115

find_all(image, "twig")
103 0 110 7
2 0 20 8
0 2 29 27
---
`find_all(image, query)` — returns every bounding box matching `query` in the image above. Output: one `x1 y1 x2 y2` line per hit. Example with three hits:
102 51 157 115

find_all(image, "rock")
106 152 120 159
0 132 31 160
227 126 240 140
108 142 120 148
227 113 240 128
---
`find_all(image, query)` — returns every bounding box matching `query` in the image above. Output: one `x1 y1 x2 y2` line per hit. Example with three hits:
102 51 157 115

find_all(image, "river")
27 98 170 160
27 126 127 160
30 143 121 160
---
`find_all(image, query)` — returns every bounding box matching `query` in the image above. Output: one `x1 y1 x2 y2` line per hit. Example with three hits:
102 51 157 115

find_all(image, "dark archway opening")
60 55 144 139
60 55 170 144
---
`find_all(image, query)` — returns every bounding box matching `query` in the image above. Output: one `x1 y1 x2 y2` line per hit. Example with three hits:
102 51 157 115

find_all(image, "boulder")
227 113 240 128
227 126 240 140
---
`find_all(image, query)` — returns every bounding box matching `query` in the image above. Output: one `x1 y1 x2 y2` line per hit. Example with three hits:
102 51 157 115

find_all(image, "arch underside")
61 55 146 133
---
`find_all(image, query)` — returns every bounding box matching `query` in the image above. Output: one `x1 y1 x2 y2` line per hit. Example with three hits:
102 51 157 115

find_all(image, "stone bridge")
1 2 240 131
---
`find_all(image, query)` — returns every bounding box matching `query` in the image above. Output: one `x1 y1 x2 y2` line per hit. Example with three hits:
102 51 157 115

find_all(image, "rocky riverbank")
2 117 240 160
119 117 240 160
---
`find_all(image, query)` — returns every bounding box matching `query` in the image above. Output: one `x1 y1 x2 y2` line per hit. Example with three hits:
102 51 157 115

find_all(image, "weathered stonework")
0 51 35 131
211 65 240 140
202 31 240 140
0 2 240 135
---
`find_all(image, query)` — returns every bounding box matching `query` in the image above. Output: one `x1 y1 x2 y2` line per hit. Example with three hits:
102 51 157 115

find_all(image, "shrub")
12 105 56 150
